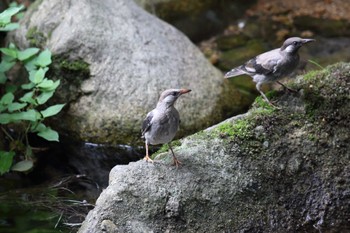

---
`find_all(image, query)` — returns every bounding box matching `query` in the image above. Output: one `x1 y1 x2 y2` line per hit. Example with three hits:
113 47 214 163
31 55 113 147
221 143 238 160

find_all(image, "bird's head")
281 37 315 54
158 89 191 107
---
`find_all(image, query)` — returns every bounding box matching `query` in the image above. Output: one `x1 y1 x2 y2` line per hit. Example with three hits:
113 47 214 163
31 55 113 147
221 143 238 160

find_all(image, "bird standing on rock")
142 89 191 167
224 37 315 106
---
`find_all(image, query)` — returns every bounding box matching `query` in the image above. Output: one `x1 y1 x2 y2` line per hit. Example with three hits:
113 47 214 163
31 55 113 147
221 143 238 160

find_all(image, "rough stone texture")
9 0 247 145
78 63 350 233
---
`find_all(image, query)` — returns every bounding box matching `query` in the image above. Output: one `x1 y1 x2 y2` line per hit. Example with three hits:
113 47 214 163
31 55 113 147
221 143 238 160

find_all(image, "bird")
141 89 191 167
224 37 315 106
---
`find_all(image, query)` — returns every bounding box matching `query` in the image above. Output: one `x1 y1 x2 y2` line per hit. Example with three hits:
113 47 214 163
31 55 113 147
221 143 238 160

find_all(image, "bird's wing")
141 110 154 136
253 48 281 74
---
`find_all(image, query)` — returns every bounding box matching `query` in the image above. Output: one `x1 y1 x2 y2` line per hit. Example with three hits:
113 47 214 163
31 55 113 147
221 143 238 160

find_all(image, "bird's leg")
277 81 297 93
168 143 181 168
143 142 154 163
256 83 276 107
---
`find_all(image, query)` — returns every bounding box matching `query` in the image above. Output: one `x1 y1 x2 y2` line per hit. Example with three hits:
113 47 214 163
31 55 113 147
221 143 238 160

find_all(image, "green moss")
214 118 254 139
251 92 277 114
307 133 317 141
58 59 90 73
26 26 47 48
51 55 90 79
151 140 182 159
45 56 90 104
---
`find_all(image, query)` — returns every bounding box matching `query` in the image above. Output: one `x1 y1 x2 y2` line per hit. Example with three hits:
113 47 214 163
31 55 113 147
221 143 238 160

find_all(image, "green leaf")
0 105 7 113
36 90 54 105
40 104 65 118
37 78 53 89
18 109 38 121
2 54 16 62
0 92 14 105
9 43 16 50
36 49 52 67
37 79 60 91
0 151 15 175
0 6 24 24
0 60 15 72
34 68 45 84
17 48 40 61
7 102 27 112
0 23 19 32
0 113 11 124
11 160 33 172
0 72 7 84
37 127 59 141
24 56 38 71
0 48 17 58
41 79 60 91
31 122 46 132
21 82 36 90
0 110 37 123
19 91 35 104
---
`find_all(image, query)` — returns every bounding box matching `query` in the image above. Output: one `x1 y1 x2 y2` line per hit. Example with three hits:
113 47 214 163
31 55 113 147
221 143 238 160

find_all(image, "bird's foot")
265 99 281 109
172 157 182 168
277 81 298 93
143 155 154 164
284 86 298 93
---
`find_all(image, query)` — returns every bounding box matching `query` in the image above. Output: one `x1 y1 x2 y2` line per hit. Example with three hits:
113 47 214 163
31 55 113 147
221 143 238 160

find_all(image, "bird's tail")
224 67 246 78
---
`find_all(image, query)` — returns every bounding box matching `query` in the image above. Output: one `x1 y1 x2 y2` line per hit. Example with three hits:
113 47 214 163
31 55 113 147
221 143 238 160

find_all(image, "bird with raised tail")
224 37 315 106
141 89 191 167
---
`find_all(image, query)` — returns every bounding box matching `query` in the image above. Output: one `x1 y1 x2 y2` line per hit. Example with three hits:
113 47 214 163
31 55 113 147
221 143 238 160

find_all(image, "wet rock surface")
78 63 350 232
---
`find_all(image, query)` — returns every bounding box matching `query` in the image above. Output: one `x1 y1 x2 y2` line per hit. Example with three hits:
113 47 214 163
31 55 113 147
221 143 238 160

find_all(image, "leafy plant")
0 5 64 175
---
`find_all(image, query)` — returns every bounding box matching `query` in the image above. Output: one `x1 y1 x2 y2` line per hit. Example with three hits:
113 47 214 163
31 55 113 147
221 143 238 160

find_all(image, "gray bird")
224 37 315 105
142 89 191 167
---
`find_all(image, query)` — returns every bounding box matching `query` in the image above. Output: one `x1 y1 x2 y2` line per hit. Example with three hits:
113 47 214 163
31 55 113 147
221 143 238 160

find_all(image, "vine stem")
1 126 14 141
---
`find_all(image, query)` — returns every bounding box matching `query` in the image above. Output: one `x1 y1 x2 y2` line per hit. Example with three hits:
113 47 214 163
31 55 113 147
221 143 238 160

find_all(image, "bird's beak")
302 38 315 44
179 89 191 95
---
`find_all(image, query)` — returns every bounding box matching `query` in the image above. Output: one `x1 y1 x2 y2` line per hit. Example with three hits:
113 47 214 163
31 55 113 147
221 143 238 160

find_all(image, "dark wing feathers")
245 58 274 75
254 48 281 74
141 111 153 136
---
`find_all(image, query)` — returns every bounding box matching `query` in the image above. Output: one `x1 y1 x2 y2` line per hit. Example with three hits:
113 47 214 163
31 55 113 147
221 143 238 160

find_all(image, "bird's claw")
143 156 154 164
172 158 182 168
284 86 298 93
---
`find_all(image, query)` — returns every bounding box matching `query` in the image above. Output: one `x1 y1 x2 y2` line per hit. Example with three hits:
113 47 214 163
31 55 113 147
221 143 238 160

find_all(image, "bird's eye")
293 41 298 46
171 92 177 96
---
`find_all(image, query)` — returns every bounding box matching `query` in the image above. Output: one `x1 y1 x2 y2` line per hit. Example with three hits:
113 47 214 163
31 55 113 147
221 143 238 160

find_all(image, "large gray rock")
10 0 247 145
78 63 350 232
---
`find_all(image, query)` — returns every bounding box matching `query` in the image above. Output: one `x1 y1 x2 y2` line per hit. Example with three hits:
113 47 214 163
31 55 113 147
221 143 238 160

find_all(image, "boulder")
78 63 350 232
9 0 249 145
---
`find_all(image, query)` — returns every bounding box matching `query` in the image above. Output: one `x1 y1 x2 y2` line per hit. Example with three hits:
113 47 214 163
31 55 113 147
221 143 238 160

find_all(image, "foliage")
0 5 64 175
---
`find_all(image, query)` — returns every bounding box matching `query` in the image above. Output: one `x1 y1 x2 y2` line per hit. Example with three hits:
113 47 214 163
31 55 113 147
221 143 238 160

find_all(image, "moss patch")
215 119 253 139
151 140 182 159
26 26 47 48
58 58 90 73
47 55 90 103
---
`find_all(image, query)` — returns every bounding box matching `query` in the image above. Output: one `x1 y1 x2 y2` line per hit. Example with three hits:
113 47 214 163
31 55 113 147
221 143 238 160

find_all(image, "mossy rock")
79 62 350 233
